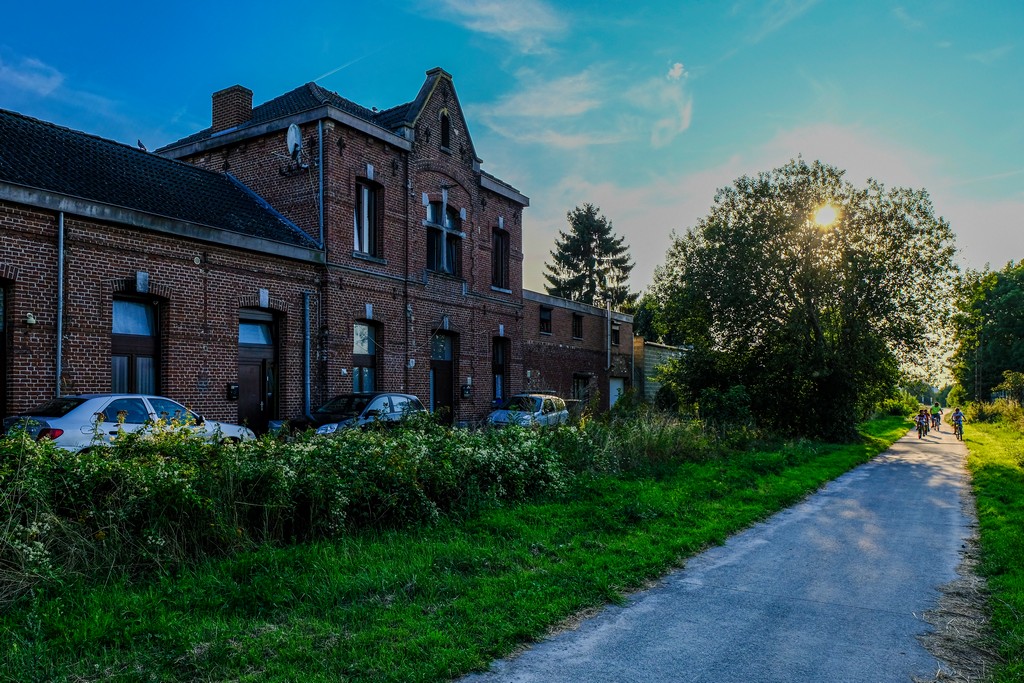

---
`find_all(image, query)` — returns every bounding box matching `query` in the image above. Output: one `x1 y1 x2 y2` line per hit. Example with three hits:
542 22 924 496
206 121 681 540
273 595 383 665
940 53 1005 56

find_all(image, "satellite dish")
286 124 302 160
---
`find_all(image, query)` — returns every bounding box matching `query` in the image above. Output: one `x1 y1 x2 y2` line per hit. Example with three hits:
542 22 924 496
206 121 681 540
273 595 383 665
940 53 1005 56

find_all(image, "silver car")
2 394 255 451
486 393 569 427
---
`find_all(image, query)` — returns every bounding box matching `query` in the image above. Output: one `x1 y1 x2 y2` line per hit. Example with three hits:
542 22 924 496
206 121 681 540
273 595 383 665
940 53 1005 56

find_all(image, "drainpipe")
403 154 410 389
630 324 635 394
318 120 325 248
56 212 65 396
303 291 312 419
606 300 611 371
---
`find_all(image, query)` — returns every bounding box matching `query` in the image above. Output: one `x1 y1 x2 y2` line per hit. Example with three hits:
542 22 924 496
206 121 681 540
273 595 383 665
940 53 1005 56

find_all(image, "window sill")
572 336 583 341
490 286 513 294
352 251 387 265
540 331 552 336
426 270 464 281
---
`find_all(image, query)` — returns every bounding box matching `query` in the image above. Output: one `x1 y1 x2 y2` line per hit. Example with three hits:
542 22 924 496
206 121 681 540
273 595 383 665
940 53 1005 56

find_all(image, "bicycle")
953 420 964 441
917 419 928 439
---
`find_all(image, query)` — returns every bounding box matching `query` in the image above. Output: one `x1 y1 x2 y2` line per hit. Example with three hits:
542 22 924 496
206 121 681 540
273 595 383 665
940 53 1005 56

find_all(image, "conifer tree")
543 203 635 308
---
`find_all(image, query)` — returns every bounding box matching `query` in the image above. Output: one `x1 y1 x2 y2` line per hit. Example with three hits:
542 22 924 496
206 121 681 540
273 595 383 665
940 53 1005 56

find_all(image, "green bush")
0 409 738 606
878 389 918 417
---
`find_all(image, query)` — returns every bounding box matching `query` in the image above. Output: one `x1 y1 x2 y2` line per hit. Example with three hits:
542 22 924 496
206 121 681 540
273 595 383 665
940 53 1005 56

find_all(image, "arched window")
440 111 451 149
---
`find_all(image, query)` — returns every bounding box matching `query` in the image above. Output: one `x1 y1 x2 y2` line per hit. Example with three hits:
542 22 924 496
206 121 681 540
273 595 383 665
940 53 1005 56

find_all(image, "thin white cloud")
469 71 625 149
0 55 64 96
478 72 602 119
429 0 567 53
475 66 696 152
892 7 924 31
968 44 1013 64
948 168 1024 187
626 76 694 148
742 0 822 43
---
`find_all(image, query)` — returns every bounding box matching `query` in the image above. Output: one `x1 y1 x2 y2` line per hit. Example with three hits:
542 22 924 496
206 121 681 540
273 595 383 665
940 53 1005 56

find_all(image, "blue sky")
2 1 1021 292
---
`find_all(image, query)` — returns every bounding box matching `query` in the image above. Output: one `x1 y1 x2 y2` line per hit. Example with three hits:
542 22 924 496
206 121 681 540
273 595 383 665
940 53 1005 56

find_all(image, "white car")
2 394 255 451
486 393 569 427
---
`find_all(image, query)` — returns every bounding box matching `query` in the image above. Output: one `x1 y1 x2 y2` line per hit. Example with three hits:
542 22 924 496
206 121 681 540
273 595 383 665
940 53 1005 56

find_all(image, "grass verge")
0 417 908 683
963 421 1024 682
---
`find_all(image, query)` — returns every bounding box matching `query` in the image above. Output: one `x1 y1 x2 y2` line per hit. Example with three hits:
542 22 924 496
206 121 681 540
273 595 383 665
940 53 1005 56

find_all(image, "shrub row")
1 410 720 605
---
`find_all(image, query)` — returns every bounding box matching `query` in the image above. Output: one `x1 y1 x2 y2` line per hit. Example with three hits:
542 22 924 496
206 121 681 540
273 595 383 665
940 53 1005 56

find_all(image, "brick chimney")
211 85 253 132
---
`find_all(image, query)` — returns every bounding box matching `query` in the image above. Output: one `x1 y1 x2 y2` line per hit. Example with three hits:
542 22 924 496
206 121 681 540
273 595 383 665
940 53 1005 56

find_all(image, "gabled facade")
157 68 530 426
0 67 631 429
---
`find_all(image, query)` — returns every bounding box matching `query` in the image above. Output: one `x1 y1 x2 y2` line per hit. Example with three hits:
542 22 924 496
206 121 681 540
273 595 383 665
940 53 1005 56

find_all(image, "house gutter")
56 212 65 396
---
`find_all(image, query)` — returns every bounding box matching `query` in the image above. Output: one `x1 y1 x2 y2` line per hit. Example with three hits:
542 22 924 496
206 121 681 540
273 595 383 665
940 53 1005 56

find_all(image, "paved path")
460 424 972 683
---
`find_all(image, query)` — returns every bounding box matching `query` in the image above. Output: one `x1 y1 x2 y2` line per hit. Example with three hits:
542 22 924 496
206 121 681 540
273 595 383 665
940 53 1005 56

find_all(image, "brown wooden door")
430 361 454 423
238 313 277 434
238 358 273 433
430 333 455 424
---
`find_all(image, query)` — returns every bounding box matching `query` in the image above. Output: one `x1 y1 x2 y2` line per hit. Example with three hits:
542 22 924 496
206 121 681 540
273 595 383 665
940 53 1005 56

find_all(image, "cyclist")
950 407 965 440
930 403 942 430
916 409 930 439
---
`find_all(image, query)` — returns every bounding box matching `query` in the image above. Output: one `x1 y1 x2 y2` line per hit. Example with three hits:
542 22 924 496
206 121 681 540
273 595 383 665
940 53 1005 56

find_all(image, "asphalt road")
459 423 971 683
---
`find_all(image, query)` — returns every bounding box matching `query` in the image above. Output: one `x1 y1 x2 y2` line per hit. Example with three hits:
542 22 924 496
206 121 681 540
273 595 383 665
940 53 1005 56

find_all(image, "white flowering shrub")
1 409 709 605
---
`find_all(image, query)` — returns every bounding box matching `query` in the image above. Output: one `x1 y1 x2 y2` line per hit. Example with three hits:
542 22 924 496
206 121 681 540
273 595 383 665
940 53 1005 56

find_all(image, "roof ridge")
0 107 248 183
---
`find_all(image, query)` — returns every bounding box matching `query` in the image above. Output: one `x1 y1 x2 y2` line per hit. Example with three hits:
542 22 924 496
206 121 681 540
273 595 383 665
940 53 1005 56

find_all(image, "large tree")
652 158 958 439
544 203 635 308
950 262 1024 401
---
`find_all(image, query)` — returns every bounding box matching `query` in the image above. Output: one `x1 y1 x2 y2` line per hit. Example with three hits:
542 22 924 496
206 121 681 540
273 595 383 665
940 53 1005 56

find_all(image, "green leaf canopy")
652 159 958 439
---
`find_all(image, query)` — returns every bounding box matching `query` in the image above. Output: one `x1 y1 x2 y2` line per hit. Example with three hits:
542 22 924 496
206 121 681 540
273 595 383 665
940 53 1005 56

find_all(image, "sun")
813 204 838 227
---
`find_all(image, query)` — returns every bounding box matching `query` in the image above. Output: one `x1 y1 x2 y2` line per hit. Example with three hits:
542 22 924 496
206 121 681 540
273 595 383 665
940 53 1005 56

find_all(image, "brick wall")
522 290 633 411
174 71 529 426
0 201 321 424
2 70 641 430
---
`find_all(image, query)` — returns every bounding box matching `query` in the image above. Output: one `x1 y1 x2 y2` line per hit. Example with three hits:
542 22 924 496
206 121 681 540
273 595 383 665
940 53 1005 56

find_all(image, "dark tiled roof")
0 109 317 248
374 102 416 130
160 82 403 151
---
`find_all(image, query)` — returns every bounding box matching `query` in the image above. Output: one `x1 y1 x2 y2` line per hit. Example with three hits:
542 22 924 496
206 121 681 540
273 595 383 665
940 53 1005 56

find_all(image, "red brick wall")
521 292 633 411
0 202 321 424
4 73 637 429
174 73 529 426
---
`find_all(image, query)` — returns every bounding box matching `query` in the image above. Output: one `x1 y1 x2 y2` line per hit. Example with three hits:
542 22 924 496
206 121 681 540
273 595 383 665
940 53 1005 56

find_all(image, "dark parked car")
289 392 426 434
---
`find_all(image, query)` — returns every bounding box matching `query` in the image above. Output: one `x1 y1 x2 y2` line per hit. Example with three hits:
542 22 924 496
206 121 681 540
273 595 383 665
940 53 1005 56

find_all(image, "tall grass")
0 415 909 682
961 401 1024 682
0 411 732 607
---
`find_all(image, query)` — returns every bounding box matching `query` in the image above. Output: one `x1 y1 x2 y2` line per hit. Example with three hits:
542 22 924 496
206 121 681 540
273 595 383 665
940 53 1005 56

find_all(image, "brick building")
0 67 631 429
523 291 633 410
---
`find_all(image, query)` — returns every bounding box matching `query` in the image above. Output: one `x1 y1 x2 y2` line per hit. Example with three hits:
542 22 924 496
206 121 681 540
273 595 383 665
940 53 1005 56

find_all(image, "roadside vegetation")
0 409 908 682
961 400 1024 682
